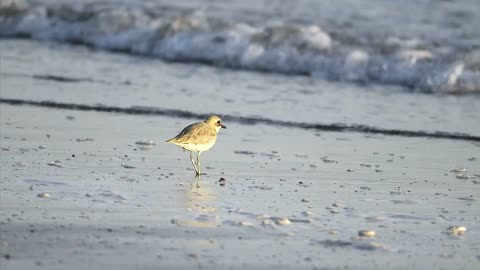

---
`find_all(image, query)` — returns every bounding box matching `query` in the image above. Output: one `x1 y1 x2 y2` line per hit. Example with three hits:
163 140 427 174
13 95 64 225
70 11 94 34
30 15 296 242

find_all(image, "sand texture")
1 39 480 270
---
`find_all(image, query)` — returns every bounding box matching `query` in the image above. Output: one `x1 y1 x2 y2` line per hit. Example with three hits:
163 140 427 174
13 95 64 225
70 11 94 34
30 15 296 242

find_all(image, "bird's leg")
190 151 199 175
195 174 201 188
196 151 202 176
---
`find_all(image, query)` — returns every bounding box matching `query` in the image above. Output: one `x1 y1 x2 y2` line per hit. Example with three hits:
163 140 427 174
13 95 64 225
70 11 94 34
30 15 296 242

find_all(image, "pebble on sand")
235 221 255 227
456 174 475 180
76 138 95 142
37 192 50 198
274 218 291 226
135 139 156 146
451 167 467 173
365 216 385 222
47 160 64 168
301 211 313 217
121 163 136 169
448 226 466 235
358 230 376 237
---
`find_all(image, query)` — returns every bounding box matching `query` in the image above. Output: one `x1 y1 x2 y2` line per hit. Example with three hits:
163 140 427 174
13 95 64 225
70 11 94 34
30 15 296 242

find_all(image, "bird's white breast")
179 140 216 152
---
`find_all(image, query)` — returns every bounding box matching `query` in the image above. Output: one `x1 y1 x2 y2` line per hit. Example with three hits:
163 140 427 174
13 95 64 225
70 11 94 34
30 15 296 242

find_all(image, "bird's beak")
221 124 227 129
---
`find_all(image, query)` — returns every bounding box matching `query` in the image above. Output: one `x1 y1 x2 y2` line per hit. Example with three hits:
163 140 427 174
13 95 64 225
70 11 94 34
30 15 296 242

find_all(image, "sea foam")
1 0 479 94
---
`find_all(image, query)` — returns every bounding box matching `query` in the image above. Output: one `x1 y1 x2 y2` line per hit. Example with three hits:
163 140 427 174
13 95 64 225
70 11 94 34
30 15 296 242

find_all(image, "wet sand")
1 103 479 270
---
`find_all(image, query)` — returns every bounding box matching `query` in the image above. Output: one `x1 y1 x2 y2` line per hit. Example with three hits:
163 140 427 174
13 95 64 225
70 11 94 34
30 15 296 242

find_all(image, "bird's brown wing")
166 122 216 144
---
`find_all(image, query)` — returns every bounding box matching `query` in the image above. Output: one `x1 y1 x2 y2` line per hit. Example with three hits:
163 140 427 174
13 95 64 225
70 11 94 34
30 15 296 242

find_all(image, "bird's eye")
216 120 221 125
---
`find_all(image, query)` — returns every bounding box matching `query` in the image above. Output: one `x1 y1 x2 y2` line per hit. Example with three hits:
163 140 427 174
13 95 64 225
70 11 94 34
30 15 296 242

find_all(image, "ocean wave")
1 0 479 94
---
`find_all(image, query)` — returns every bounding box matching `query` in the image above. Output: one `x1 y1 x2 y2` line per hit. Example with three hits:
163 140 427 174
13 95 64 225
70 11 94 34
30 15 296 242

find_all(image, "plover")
166 115 226 176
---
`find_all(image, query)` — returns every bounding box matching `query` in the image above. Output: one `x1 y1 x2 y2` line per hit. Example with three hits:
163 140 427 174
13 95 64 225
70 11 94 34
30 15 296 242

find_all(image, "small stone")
301 211 313 217
121 163 136 169
135 139 156 146
76 138 94 142
452 167 467 173
236 221 254 227
37 192 50 198
358 230 376 237
456 174 475 180
301 198 309 203
365 216 385 222
47 160 64 168
448 226 466 235
275 218 291 226
13 162 26 167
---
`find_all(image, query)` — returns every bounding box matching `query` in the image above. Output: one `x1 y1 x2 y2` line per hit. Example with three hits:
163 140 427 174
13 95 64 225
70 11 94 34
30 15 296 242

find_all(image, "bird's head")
205 115 226 132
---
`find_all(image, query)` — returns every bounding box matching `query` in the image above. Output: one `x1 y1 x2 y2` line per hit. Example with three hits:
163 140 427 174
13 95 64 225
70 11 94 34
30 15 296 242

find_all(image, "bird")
166 115 226 176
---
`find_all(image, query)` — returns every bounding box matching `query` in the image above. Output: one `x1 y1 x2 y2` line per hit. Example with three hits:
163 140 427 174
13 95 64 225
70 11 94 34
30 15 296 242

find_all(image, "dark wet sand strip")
0 72 132 85
1 97 479 142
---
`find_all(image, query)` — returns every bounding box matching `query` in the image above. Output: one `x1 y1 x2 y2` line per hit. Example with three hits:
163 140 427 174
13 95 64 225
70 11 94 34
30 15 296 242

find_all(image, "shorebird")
166 115 226 176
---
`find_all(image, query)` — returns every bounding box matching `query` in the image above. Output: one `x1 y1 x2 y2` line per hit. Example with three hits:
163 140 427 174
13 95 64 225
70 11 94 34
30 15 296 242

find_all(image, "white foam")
1 1 479 94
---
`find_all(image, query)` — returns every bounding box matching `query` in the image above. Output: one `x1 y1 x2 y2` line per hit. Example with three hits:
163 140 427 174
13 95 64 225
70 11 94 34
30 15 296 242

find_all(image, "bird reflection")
175 176 218 228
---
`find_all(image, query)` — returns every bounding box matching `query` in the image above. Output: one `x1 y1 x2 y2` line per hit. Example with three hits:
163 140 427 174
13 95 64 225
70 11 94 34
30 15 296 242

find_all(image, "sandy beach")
1 99 479 269
1 2 480 267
